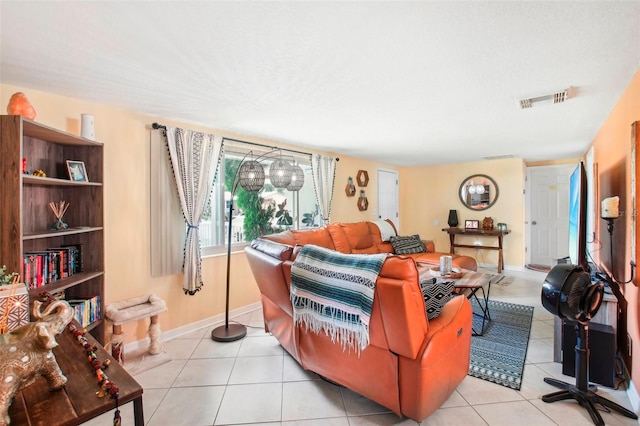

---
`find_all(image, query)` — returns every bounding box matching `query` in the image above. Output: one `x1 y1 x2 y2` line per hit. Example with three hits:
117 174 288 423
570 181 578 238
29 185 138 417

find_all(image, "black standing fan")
540 264 637 425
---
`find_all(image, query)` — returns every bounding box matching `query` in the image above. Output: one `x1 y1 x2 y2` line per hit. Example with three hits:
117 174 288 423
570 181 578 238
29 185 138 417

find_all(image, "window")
200 142 318 255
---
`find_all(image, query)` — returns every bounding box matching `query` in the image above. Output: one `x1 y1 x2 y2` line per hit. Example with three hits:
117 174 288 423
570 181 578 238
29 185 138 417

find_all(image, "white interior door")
377 169 399 228
526 164 576 266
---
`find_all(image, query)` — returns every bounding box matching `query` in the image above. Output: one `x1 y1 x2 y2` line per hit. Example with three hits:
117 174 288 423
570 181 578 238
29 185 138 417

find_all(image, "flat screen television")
568 161 588 271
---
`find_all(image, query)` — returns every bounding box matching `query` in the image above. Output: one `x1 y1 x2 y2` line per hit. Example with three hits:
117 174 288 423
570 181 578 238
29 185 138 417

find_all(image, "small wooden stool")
105 294 167 364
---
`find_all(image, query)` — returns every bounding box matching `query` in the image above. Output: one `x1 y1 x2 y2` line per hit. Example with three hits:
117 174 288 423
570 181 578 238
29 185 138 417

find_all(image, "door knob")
532 221 537 225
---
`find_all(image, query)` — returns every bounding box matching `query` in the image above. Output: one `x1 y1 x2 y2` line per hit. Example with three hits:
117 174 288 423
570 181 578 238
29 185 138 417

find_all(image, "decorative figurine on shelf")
345 177 356 197
497 223 507 231
49 201 70 230
6 92 37 120
21 158 27 175
357 190 369 211
0 299 74 426
32 169 46 177
482 217 494 230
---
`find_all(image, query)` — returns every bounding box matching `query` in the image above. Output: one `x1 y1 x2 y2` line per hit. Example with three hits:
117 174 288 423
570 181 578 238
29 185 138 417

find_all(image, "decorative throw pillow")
374 219 397 242
389 234 427 254
420 278 455 320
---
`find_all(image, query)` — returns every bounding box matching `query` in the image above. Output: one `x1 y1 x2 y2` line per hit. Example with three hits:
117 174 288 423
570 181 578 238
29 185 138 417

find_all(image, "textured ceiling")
1 1 639 166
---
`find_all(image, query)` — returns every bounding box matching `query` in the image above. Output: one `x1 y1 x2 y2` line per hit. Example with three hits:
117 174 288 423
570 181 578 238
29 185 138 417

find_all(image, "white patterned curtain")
311 154 337 224
165 127 222 295
150 129 185 277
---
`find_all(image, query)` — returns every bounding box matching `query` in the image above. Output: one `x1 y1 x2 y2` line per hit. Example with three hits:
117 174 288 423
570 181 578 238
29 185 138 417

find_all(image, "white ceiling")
1 1 639 166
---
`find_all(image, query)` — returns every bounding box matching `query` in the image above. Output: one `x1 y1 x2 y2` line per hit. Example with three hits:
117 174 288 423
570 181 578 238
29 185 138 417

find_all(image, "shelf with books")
68 294 102 328
0 115 105 344
83 318 103 333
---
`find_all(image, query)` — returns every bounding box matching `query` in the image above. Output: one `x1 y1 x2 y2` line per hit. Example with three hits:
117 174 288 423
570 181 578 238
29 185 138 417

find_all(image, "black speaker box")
562 321 616 388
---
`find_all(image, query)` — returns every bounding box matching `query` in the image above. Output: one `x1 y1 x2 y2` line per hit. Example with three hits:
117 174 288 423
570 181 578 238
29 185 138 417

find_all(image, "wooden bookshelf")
0 115 106 344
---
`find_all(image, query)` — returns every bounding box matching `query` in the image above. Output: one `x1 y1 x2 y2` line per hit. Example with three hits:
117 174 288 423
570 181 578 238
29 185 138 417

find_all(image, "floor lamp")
211 151 304 342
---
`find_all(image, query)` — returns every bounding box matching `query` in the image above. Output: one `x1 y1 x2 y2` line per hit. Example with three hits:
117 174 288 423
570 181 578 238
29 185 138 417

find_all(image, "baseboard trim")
476 262 524 272
627 379 640 413
616 353 639 414
120 301 262 353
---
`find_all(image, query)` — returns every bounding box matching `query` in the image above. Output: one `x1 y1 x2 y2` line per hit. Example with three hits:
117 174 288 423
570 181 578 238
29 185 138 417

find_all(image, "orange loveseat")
245 221 476 422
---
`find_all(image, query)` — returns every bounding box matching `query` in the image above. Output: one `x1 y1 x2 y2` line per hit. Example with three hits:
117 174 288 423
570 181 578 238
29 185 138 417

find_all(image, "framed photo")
66 160 88 182
465 220 479 230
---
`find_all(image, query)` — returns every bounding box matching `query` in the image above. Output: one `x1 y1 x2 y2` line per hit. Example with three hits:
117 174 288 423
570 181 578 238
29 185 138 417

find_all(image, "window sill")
202 242 250 259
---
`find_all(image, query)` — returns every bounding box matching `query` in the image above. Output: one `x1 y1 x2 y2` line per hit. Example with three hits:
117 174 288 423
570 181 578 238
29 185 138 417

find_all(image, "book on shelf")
47 247 74 279
22 244 84 290
61 243 84 273
23 251 57 289
68 295 101 328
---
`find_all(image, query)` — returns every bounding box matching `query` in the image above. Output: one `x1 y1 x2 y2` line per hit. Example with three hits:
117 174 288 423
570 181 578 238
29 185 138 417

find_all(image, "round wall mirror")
459 174 499 210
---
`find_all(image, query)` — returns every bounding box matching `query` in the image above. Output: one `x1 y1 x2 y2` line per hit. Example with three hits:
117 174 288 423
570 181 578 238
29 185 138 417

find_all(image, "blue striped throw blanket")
290 244 388 353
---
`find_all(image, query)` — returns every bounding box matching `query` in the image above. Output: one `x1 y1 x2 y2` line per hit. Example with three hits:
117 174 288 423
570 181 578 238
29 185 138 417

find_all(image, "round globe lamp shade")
287 164 305 191
238 160 265 192
269 159 293 188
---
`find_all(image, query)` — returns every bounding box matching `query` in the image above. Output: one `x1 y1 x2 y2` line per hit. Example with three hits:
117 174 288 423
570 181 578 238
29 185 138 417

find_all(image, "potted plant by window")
275 199 293 229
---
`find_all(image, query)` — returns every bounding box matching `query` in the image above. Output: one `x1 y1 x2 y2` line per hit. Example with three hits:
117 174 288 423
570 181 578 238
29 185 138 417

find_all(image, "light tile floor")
83 268 639 425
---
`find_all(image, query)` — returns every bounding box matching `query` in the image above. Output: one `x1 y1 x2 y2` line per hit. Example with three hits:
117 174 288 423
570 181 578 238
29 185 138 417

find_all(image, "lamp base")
211 323 247 342
542 377 637 425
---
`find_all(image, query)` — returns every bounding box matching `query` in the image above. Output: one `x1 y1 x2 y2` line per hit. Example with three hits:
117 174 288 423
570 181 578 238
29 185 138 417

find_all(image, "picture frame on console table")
465 220 479 229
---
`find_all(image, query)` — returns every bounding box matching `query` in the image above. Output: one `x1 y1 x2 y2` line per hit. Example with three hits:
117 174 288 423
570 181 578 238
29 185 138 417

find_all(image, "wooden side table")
442 228 511 273
418 264 494 336
452 272 494 336
8 325 144 425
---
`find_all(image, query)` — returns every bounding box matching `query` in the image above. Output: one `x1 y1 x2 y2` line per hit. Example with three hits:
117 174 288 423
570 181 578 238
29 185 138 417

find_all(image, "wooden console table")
442 227 510 273
8 325 144 425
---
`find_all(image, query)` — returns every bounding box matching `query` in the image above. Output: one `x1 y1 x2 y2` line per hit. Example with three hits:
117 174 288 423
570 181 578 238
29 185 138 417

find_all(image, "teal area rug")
468 300 534 390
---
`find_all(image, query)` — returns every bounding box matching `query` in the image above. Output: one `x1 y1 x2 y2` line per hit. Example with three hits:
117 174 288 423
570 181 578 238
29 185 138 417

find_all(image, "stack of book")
68 295 101 327
22 244 83 290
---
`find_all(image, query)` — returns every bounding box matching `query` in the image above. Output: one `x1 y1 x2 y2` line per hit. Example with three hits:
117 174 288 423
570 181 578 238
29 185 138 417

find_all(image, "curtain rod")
151 122 339 161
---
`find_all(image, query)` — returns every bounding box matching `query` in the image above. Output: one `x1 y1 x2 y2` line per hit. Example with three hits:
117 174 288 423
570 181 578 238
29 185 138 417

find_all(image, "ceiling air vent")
517 87 575 109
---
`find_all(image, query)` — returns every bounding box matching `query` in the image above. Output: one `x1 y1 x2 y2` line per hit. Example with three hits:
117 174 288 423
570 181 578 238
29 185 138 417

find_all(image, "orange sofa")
245 221 476 422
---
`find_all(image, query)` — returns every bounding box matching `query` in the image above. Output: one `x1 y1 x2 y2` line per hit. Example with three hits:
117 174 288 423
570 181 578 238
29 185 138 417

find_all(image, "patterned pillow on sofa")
420 278 455 320
389 234 427 254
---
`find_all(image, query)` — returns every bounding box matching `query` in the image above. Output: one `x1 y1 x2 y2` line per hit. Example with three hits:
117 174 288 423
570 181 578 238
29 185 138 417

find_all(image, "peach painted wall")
0 83 395 343
332 162 399 223
399 158 526 269
587 68 640 392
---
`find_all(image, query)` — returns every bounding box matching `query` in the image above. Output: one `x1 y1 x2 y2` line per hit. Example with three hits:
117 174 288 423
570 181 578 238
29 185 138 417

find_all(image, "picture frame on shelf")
465 220 479 229
66 160 88 182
